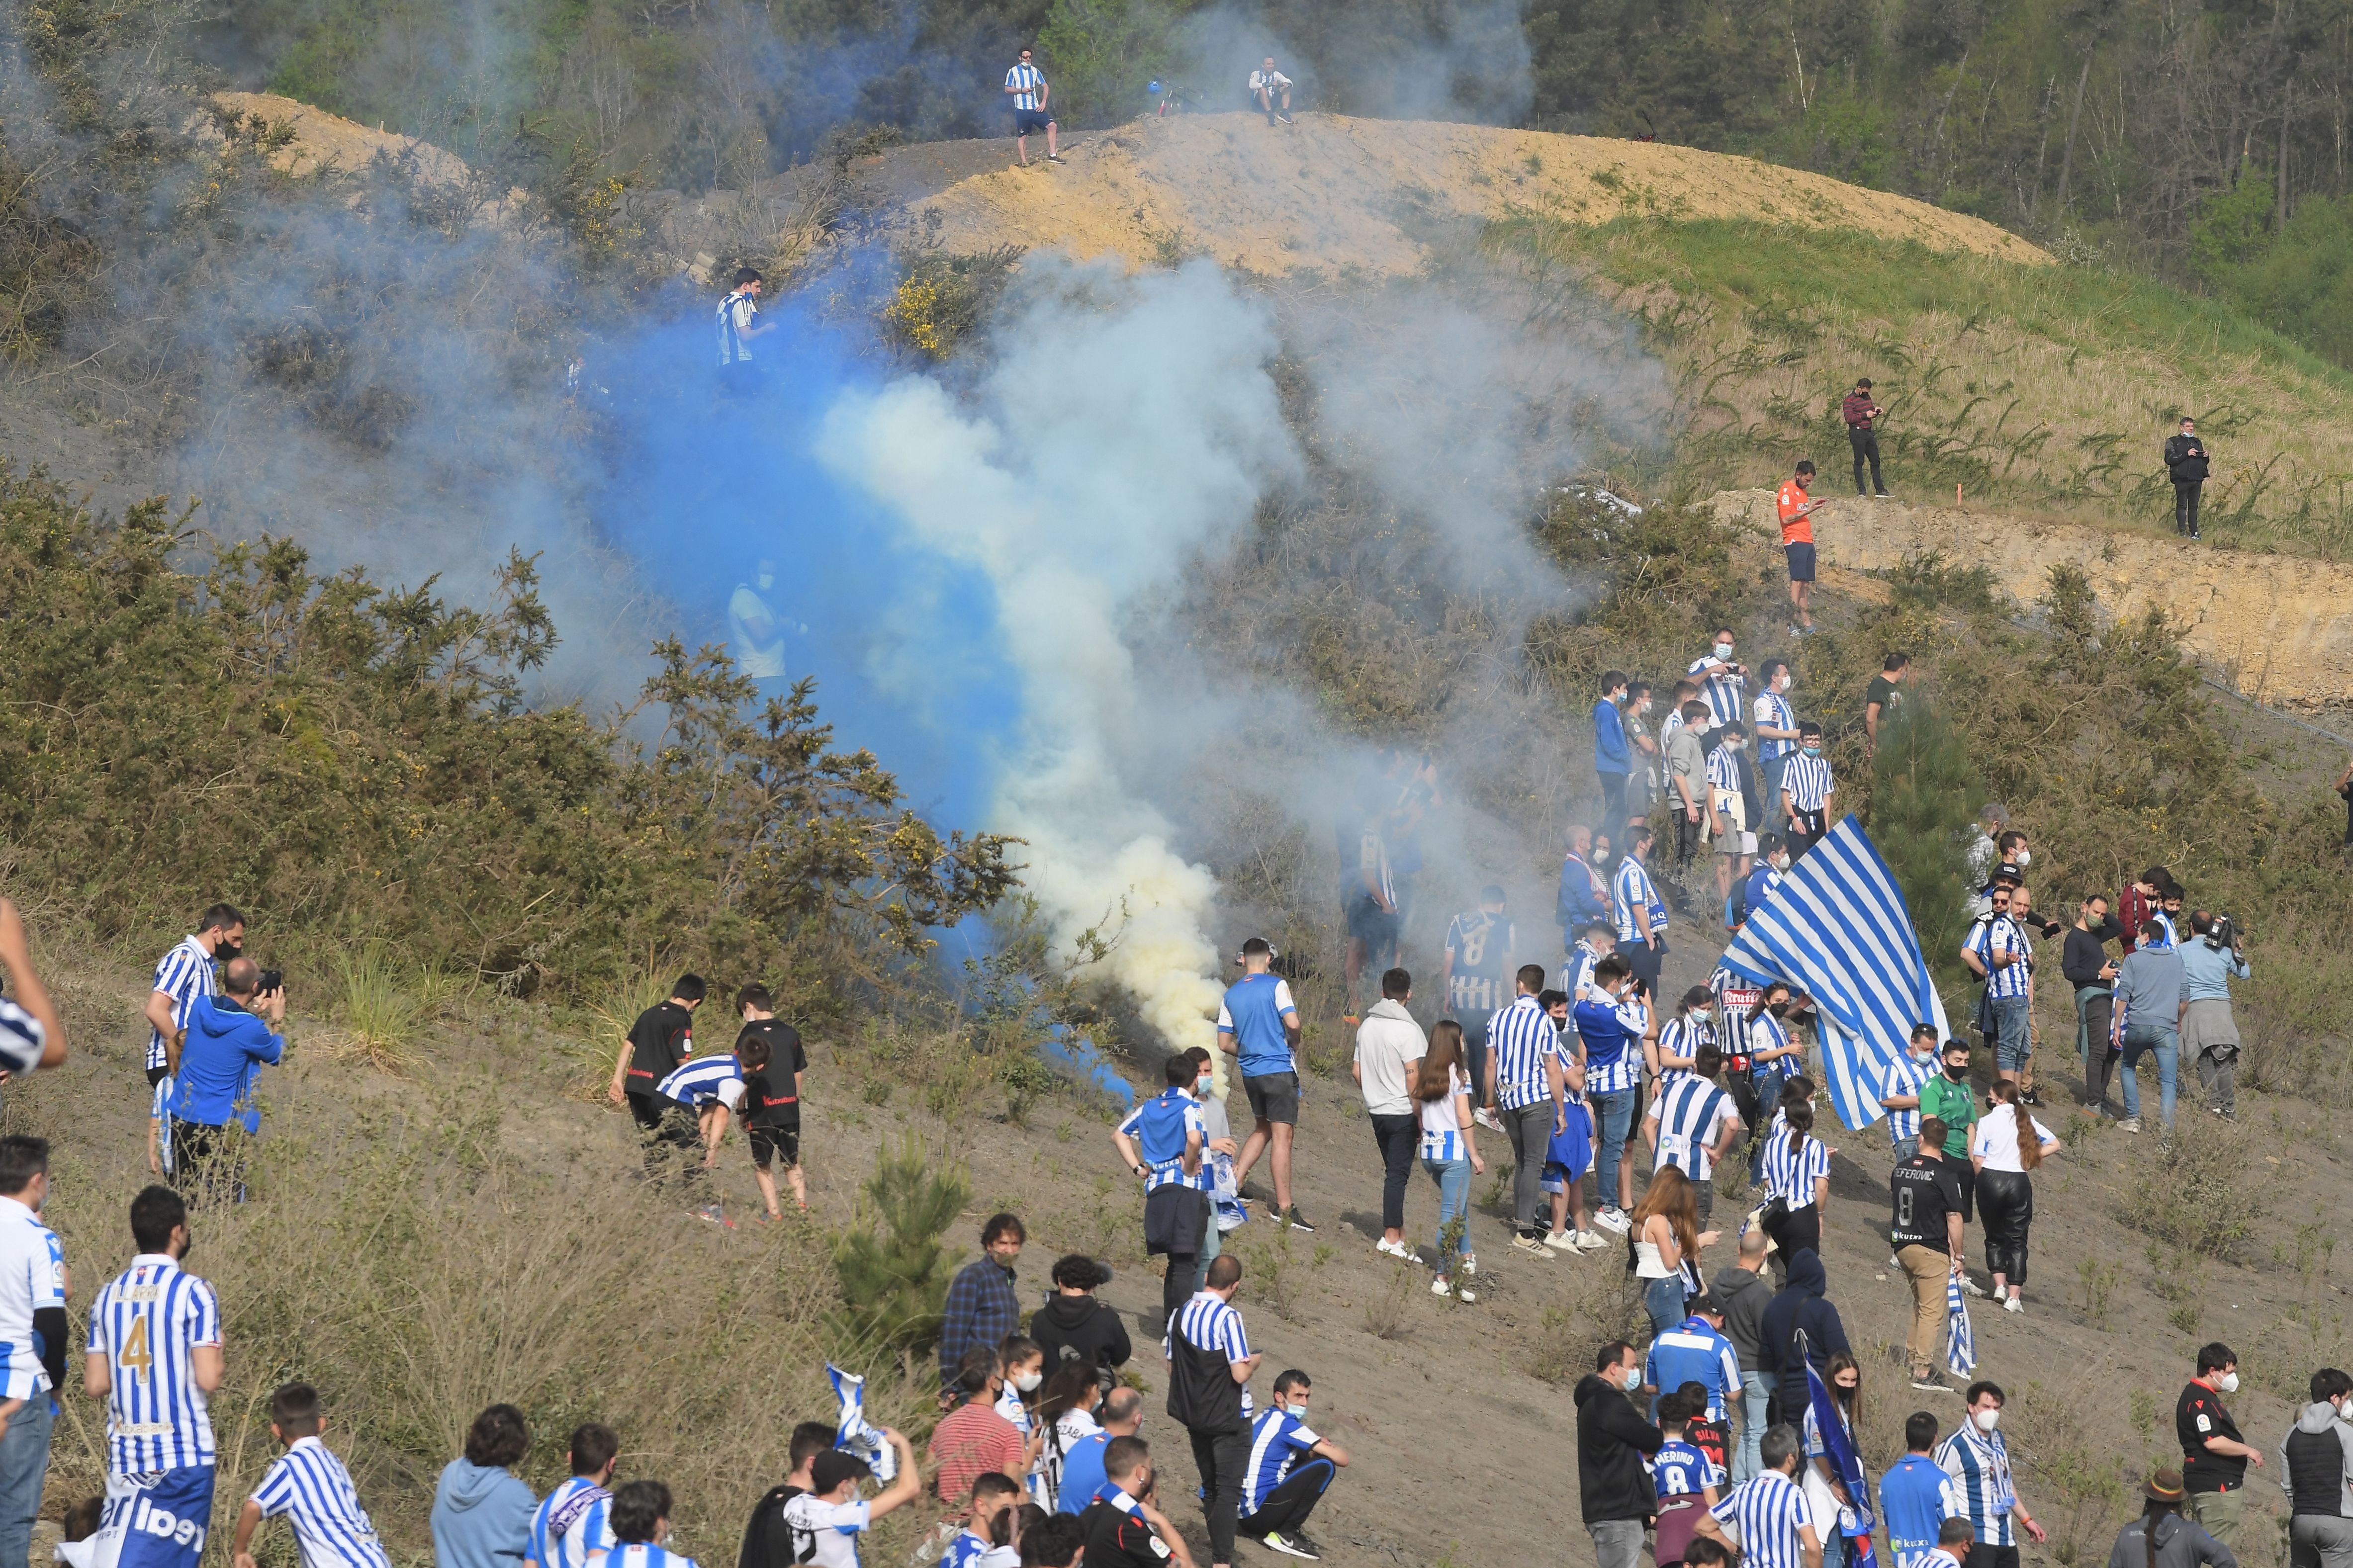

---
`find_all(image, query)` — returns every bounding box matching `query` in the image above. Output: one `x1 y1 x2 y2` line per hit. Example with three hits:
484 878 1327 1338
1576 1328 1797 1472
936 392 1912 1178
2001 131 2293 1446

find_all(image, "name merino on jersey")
1649 1439 1723 1497
89 1254 221 1472
252 1436 391 1568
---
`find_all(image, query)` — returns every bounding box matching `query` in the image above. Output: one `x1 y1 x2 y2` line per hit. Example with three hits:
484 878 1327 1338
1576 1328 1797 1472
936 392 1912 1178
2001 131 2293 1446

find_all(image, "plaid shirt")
939 1258 1021 1390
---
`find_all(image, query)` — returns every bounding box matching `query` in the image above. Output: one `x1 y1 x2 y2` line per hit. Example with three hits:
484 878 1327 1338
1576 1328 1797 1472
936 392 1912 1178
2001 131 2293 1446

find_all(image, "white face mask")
1622 1363 1644 1392
1014 1370 1042 1393
1778 675 1793 693
1714 643 1734 660
1973 1407 2001 1432
1195 1075 1212 1096
2015 848 2031 867
2216 1372 2240 1394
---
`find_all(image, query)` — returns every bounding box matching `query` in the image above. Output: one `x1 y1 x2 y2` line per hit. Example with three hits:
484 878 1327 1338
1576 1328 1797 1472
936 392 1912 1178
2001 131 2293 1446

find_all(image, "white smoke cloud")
819 259 1300 1079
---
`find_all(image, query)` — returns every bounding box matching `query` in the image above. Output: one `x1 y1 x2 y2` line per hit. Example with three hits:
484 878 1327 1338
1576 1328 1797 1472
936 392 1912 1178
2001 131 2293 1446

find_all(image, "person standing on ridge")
1843 380 1890 499
1220 939 1311 1232
1864 654 1908 759
715 268 772 396
1777 462 1821 636
1005 48 1062 167
2164 417 2210 539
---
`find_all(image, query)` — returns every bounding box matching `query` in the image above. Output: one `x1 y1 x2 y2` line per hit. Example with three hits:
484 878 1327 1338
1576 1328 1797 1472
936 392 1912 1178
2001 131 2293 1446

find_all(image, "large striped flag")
1719 813 1950 1131
1805 1354 1881 1568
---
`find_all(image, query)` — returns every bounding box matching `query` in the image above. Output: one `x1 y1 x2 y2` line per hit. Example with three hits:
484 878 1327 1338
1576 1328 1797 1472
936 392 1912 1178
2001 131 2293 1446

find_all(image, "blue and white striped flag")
828 1363 898 1481
1718 813 1950 1131
1805 1356 1881 1568
1945 1272 1976 1376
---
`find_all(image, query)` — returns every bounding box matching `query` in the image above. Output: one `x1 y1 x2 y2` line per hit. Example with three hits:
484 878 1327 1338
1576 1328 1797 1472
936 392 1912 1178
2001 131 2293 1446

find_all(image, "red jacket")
2117 884 2154 953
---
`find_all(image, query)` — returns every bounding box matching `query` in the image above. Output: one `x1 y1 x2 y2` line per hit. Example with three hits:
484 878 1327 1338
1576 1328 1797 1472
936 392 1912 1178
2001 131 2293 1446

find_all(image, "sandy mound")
1712 488 2353 709
208 91 475 188
914 113 2051 275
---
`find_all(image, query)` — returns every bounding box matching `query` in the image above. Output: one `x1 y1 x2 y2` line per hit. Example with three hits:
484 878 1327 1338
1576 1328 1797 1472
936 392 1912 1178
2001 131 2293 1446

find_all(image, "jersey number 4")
118 1317 154 1379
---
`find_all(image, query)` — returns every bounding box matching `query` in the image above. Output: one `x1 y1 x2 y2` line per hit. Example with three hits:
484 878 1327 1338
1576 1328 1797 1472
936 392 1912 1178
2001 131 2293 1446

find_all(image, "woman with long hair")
1629 1165 1719 1335
1030 1365 1101 1512
1971 1079 2062 1313
1414 1018 1485 1301
2105 1468 2234 1568
1802 1352 1867 1568
1759 1097 1832 1270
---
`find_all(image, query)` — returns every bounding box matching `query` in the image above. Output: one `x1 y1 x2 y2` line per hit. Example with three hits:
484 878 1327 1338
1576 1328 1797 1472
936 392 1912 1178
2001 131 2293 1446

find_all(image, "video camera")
2202 915 2241 952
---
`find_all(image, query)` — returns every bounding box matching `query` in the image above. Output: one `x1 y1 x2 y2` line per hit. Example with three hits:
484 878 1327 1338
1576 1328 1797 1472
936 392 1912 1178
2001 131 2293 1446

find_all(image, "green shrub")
1866 698 1981 981
829 1135 972 1368
2117 1117 2266 1257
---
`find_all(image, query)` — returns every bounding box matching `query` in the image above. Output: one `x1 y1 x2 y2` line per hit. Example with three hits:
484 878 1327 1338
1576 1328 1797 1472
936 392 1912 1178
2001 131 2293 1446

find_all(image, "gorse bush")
0 469 1015 998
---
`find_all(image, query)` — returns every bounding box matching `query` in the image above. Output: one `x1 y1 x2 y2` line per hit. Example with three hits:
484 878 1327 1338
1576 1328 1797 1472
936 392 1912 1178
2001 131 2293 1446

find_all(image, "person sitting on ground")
233 1382 390 1568
738 1422 840 1568
941 1473 1024 1568
780 1437 923 1568
1650 1390 1726 1568
1238 1370 1348 1558
1249 58 1293 124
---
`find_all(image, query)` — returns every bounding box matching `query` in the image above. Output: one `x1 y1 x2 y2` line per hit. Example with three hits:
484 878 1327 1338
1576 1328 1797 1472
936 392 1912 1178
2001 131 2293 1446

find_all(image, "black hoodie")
1758 1248 1850 1415
1030 1292 1132 1381
1576 1370 1665 1524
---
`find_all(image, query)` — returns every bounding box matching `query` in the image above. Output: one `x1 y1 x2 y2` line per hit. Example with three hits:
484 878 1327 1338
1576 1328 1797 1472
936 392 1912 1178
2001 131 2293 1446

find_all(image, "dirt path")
1712 488 2353 711
909 112 2050 277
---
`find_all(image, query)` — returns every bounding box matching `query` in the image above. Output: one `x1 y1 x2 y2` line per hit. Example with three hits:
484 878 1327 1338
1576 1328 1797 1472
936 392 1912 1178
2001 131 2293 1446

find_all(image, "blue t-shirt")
1649 1439 1723 1498
1880 1452 1966 1568
1217 973 1299 1078
1055 1432 1110 1515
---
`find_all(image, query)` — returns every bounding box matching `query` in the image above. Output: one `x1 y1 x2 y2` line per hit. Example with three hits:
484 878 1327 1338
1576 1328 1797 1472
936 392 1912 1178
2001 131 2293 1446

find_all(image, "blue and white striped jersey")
1116 1086 1205 1192
1706 745 1746 801
1005 63 1045 110
0 1196 61 1400
1651 1076 1736 1181
1645 1319 1741 1421
1166 1291 1255 1419
938 1531 1016 1568
1648 1438 1723 1497
777 1496 869 1568
1759 1126 1830 1211
1879 1051 1937 1145
1656 1012 1711 1081
1783 753 1834 812
1242 1407 1320 1514
994 1382 1034 1437
1965 917 2031 1000
529 1476 614 1568
252 1435 391 1568
1613 857 1668 943
1416 1066 1467 1161
88 1254 220 1472
1443 910 1513 1013
1934 1426 2019 1547
147 936 217 1073
594 1545 700 1568
1562 941 1603 1003
1747 1011 1802 1086
655 1054 745 1110
0 996 39 1078
1573 996 1647 1095
1490 996 1567 1111
2150 911 2179 949
1752 693 1797 762
1710 1471 1813 1568
1688 657 1745 725
715 291 757 366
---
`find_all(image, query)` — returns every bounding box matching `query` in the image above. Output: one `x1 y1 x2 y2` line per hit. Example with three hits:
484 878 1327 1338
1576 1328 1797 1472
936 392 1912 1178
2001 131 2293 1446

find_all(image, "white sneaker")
1460 1253 1477 1276
1432 1275 1475 1302
1960 1275 1988 1298
1573 1229 1610 1251
1594 1206 1632 1234
1542 1229 1580 1251
1375 1237 1413 1260
2004 1295 2025 1314
1473 1108 1504 1132
2117 1117 2144 1134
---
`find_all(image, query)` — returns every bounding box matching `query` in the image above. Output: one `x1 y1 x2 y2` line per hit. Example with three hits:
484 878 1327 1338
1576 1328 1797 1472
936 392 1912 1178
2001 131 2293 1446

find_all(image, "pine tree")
1866 697 1982 983
829 1134 972 1366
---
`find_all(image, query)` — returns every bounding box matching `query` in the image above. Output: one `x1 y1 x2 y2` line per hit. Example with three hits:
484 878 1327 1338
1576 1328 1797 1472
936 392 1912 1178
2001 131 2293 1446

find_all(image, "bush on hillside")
830 1134 973 1367
2117 1116 2266 1257
1867 698 1981 982
0 468 1016 996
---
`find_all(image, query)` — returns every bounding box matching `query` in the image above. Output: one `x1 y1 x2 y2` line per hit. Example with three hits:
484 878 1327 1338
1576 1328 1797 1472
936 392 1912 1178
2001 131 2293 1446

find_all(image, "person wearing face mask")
1595 671 1635 833
1744 836 1792 925
1578 1342 1667 1568
1236 1370 1348 1558
2178 1345 2262 1553
1690 631 1749 727
1781 724 1836 859
2277 1367 2353 1568
933 1350 1038 1515
1880 1023 1942 1163
1801 1354 1866 1568
996 1337 1049 1477
1707 722 1754 925
1962 884 2032 1092
1917 1040 1980 1240
727 559 795 694
1935 1382 2047 1568
1752 661 1801 829
1667 700 1713 880
141 903 244 1090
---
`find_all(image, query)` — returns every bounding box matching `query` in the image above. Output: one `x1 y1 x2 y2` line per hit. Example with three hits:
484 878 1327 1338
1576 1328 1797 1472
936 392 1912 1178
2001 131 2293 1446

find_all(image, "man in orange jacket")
1776 461 1820 637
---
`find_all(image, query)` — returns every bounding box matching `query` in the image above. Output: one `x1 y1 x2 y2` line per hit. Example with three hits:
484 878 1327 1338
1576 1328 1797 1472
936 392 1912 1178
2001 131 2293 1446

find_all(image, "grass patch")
2117 1117 2267 1257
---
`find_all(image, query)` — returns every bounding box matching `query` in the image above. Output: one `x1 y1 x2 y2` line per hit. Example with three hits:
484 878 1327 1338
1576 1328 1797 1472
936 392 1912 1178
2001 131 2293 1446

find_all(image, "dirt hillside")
911 112 2052 276
208 90 475 186
1712 488 2353 711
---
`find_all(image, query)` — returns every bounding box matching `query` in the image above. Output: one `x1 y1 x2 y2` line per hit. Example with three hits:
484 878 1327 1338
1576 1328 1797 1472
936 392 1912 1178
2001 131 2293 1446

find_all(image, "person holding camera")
170 958 285 1199
2180 913 2251 1123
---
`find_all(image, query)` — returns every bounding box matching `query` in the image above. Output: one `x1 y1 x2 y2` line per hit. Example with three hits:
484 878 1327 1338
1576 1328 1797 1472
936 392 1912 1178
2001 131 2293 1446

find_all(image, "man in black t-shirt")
2178 1342 2263 1552
609 974 704 1178
734 983 809 1217
1078 1437 1195 1568
1865 653 1908 756
1890 1115 1966 1393
737 1421 836 1568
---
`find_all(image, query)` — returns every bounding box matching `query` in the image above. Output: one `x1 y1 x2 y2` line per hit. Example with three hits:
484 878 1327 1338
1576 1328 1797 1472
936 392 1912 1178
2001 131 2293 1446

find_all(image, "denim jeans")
1892 1135 1920 1164
1991 994 2033 1072
1422 1155 1472 1268
0 1395 54 1568
1643 1274 1686 1337
1735 1370 1772 1484
1191 1199 1224 1295
1589 1518 1646 1568
2121 1028 2180 1127
1593 1088 1637 1208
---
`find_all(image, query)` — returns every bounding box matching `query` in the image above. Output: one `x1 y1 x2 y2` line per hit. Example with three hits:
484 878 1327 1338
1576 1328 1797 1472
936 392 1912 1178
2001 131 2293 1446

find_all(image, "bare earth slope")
1712 488 2353 710
910 112 2052 276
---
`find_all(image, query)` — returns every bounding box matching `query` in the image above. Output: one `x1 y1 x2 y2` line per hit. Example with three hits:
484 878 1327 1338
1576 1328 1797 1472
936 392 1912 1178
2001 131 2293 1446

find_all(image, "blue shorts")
95 1466 217 1568
1785 542 1816 582
1015 107 1053 135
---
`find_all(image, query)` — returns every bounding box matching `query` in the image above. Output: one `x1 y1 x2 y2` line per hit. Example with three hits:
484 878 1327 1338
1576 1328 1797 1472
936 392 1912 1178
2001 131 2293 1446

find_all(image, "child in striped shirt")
232 1383 390 1568
589 1482 694 1568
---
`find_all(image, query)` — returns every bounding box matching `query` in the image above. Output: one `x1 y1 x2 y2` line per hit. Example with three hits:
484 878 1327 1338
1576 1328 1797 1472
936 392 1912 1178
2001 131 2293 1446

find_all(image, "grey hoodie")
1353 999 1427 1116
2280 1401 2353 1516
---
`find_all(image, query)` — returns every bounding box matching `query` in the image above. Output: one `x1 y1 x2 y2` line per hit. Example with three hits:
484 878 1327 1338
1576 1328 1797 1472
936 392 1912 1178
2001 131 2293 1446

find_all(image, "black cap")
810 1451 872 1492
1688 1293 1723 1317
